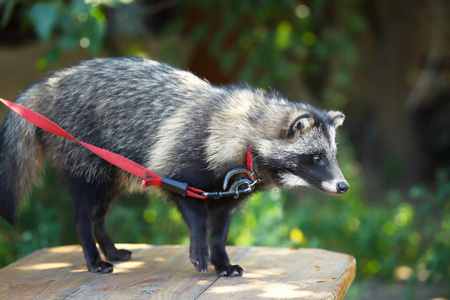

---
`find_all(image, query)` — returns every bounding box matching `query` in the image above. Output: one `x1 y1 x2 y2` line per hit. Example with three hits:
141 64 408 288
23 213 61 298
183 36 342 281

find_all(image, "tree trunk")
360 0 428 194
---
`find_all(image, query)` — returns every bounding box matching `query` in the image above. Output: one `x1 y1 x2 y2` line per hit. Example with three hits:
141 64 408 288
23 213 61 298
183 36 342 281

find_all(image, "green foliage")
1 0 366 111
408 170 450 286
1 0 111 68
168 0 366 110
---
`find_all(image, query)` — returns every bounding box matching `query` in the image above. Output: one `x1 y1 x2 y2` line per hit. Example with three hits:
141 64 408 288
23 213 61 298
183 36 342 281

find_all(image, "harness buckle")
202 168 259 199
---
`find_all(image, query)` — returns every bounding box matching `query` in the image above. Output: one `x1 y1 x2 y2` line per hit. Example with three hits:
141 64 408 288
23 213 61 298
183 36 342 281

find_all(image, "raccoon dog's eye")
313 154 322 163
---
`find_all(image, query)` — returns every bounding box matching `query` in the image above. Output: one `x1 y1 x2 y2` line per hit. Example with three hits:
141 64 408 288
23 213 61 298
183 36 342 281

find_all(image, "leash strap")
0 98 207 199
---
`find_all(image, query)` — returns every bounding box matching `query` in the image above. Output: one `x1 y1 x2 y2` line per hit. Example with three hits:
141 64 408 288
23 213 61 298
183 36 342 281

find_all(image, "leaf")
82 18 106 55
58 35 78 50
83 6 106 54
274 21 292 50
28 2 59 42
1 0 16 28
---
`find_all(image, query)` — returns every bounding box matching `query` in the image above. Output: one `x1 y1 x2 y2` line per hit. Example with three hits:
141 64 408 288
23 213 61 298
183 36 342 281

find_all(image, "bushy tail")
0 103 45 225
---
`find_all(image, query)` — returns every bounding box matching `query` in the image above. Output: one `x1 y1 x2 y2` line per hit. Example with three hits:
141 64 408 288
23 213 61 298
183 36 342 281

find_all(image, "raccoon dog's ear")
286 113 314 138
328 111 345 128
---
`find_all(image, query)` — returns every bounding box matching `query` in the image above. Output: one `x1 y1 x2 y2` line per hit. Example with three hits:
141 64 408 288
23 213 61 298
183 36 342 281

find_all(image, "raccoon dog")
0 57 349 276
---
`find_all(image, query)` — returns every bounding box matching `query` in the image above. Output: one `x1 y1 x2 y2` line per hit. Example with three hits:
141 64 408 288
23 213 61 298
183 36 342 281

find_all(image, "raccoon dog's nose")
337 182 349 194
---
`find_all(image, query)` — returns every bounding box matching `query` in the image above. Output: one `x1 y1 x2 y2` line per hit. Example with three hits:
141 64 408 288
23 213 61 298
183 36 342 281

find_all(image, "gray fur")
3 57 347 194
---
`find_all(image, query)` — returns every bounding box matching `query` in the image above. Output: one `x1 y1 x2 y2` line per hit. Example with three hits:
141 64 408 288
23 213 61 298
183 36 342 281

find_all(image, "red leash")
0 98 208 199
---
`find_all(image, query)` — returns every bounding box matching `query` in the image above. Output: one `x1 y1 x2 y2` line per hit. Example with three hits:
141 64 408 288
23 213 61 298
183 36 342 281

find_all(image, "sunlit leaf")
274 21 292 50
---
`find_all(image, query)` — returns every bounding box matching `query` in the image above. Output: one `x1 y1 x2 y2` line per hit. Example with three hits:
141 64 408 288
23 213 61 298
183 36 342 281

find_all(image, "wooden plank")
0 245 355 299
65 245 219 299
199 247 356 299
0 245 97 300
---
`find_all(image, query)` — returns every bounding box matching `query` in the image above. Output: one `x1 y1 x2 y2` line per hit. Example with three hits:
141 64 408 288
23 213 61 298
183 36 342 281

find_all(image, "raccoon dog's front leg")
172 196 209 272
66 176 130 273
207 203 244 277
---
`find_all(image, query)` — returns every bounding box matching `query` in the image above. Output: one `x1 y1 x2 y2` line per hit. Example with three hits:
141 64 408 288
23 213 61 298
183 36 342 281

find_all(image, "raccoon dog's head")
257 107 349 195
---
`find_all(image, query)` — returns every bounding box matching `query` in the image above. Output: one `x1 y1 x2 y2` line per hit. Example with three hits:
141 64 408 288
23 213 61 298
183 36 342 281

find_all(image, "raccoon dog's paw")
190 247 210 273
88 260 114 273
216 264 245 277
106 249 132 262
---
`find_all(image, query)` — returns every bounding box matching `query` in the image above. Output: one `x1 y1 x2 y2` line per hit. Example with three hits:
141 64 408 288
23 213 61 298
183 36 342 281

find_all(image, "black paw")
216 264 245 277
106 249 132 261
190 247 210 273
88 260 114 273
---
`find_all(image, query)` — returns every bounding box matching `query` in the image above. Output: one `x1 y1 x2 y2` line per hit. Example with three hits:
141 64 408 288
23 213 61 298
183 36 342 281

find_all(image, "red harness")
0 98 257 199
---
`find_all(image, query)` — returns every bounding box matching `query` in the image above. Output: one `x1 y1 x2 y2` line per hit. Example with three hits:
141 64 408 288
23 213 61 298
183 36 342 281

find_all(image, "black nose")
337 182 349 194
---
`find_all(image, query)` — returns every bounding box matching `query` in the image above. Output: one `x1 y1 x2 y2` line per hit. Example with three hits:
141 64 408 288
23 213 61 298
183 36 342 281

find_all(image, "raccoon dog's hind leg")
65 175 131 273
92 183 132 262
172 195 210 272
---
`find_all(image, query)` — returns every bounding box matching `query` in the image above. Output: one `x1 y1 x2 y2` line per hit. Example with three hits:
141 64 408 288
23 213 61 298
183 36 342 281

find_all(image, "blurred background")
0 0 449 299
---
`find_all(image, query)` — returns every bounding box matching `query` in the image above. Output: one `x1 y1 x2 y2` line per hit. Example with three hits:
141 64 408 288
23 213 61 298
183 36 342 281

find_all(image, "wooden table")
0 244 356 299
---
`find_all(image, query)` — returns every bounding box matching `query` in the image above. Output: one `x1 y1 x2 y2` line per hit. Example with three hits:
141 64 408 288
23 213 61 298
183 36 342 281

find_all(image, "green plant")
1 0 134 68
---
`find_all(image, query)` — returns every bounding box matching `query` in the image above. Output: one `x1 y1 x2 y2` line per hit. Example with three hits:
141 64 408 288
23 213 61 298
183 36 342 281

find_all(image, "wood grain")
0 245 355 299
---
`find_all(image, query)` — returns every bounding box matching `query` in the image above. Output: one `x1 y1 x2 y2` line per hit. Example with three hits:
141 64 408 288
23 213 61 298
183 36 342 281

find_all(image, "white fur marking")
329 126 337 151
297 117 314 132
321 181 338 193
205 89 260 171
279 173 309 188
